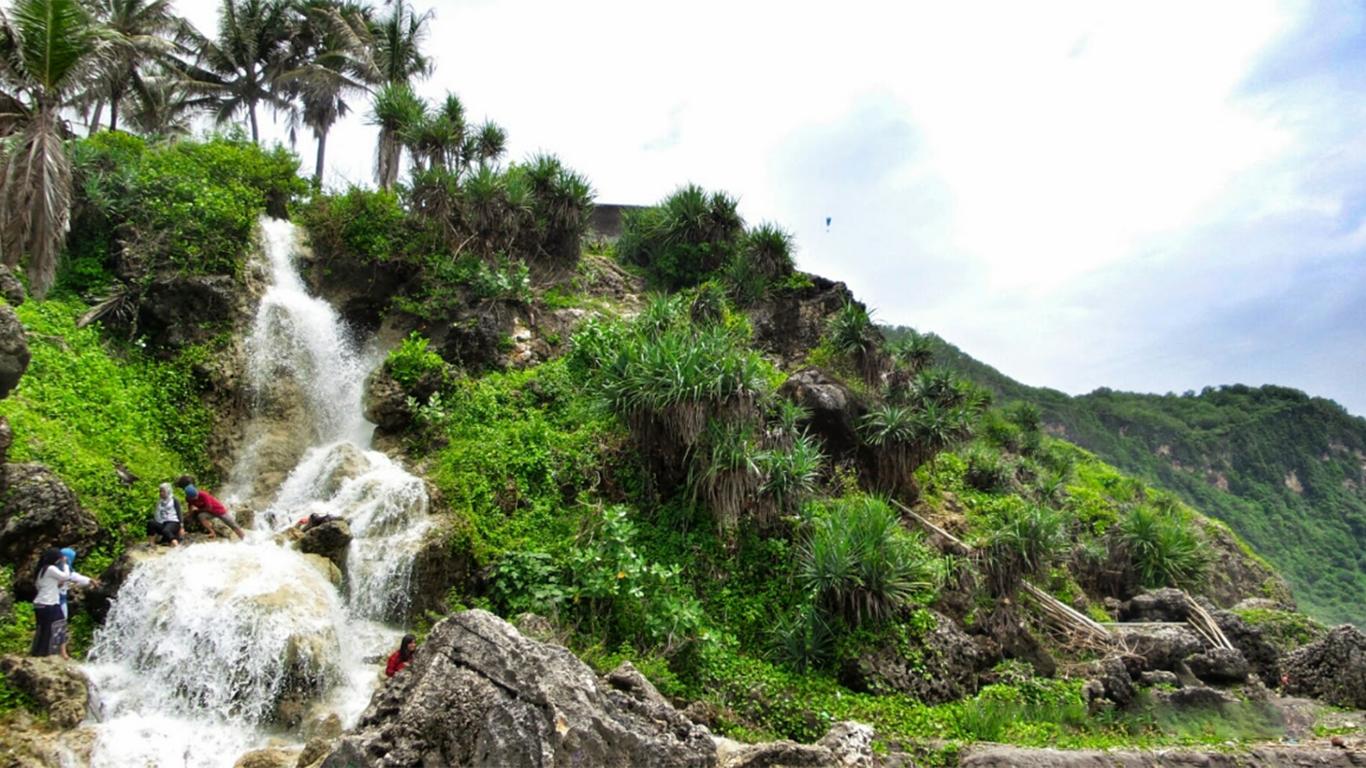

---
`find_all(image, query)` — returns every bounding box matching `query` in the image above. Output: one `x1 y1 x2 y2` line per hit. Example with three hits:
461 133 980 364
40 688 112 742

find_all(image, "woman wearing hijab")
385 634 417 677
31 548 97 658
146 483 183 546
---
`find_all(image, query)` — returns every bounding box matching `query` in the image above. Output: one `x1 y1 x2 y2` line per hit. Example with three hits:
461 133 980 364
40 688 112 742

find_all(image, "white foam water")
83 218 432 766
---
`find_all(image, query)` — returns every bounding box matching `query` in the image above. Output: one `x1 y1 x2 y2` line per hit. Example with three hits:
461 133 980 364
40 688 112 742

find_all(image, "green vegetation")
899 327 1366 625
0 298 214 574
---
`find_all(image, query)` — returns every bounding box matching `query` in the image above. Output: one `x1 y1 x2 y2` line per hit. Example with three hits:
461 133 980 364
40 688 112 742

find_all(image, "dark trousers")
146 518 182 544
30 603 65 656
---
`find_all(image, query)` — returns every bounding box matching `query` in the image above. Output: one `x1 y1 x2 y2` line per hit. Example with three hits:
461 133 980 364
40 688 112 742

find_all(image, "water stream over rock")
83 218 431 767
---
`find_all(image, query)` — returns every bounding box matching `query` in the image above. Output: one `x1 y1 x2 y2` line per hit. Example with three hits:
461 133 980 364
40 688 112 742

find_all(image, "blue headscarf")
60 547 76 566
184 484 199 498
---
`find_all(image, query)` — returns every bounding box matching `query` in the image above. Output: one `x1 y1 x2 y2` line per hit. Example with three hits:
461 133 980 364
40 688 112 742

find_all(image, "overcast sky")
181 0 1366 415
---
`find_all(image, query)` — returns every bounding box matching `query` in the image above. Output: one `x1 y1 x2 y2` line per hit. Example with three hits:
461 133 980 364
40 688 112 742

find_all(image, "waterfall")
84 218 432 767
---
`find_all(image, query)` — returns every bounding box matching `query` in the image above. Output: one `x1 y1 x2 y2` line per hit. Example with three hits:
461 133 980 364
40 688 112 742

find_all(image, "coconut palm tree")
279 0 375 183
83 0 185 132
0 0 106 297
368 80 421 189
124 74 196 135
180 0 295 143
363 0 430 187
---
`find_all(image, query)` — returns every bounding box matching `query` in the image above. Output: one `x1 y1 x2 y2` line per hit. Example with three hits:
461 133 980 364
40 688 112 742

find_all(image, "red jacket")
385 650 408 678
188 491 228 517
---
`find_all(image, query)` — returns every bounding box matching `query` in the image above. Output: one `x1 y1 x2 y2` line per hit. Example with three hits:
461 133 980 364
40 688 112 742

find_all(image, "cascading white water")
84 218 433 767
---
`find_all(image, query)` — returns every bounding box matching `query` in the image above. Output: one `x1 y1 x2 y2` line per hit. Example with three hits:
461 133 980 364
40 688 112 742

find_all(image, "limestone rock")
1282 625 1366 709
0 302 30 399
1211 609 1281 686
322 609 715 768
0 655 90 729
0 464 100 600
302 553 343 587
1110 623 1203 673
839 610 981 704
1138 670 1181 688
777 368 867 461
297 519 351 573
0 264 26 306
362 367 412 433
1083 657 1135 709
1119 589 1190 623
714 722 873 768
1186 647 1250 685
139 274 245 350
747 274 855 368
1154 685 1239 709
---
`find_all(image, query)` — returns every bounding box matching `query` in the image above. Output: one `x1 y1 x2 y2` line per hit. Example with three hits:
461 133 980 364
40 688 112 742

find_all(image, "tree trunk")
314 128 327 186
249 103 260 144
87 101 103 136
108 95 119 132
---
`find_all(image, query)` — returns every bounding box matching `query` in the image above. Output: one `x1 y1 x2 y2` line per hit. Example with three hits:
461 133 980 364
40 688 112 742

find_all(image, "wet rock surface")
297 519 352 573
323 609 716 768
1282 625 1366 709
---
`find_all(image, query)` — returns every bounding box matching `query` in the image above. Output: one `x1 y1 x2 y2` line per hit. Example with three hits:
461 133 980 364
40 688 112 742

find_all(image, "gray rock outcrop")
0 654 91 728
0 464 100 600
715 721 874 768
0 302 30 399
1119 589 1189 623
1282 625 1366 709
1110 623 1203 673
298 519 352 573
1186 647 1250 685
839 610 981 704
777 368 866 460
0 265 26 306
323 609 716 768
1211 609 1281 685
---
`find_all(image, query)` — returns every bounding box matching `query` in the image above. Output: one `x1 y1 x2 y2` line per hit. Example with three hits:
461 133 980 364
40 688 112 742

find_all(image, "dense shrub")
978 502 1066 596
297 185 415 265
799 495 936 627
1112 503 1209 591
617 184 744 290
384 332 449 389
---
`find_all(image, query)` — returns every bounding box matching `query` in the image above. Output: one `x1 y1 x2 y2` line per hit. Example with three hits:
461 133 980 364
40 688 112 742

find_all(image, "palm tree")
280 0 375 183
124 74 196 135
362 0 430 187
181 0 295 143
0 0 105 297
368 80 421 189
84 0 185 132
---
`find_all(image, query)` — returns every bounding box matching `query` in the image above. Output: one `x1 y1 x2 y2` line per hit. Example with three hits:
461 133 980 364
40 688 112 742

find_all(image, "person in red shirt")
181 483 246 540
386 634 417 678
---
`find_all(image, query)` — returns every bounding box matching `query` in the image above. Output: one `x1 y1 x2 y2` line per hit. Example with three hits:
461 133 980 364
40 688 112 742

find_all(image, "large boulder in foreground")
777 368 867 460
0 464 100 600
1282 625 1366 709
323 609 716 768
0 302 30 399
0 655 90 729
297 519 352 574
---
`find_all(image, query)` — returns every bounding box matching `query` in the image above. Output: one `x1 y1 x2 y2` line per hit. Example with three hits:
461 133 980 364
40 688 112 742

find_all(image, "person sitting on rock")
295 512 339 531
146 483 183 547
31 548 97 658
385 634 417 678
183 484 246 540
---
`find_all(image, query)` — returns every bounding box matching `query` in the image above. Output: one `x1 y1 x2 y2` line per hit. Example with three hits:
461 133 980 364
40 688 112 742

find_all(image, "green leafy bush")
617 184 744 290
385 333 449 389
979 501 1066 595
297 185 414 265
1114 503 1209 590
799 495 936 626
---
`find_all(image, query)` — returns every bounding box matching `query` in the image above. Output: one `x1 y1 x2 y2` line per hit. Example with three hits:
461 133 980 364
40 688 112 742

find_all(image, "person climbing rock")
146 482 183 546
31 548 97 658
385 634 417 678
295 512 340 530
183 484 246 540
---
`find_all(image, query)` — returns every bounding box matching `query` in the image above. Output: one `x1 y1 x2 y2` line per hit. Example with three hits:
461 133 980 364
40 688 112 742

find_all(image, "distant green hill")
886 327 1366 627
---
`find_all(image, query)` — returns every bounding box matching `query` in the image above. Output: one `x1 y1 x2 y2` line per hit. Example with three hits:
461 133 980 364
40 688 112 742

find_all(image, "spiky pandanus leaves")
744 222 794 281
368 81 422 189
0 0 104 297
473 120 506 166
691 419 762 537
759 432 824 519
688 280 727 326
860 399 976 498
827 301 885 386
799 496 934 627
618 183 744 289
887 330 936 395
978 503 1065 597
459 163 532 259
521 153 594 265
1111 504 1208 591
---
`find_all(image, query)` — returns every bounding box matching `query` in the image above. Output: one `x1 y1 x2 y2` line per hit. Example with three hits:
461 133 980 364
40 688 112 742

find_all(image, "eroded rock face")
747 274 855 369
0 265 26 306
715 721 874 768
0 655 90 729
1110 623 1203 674
1282 625 1366 709
1119 589 1190 623
324 609 716 768
0 302 31 399
839 611 981 704
1082 657 1135 711
777 368 866 461
1211 610 1281 686
1186 648 1250 685
0 464 100 600
139 275 246 350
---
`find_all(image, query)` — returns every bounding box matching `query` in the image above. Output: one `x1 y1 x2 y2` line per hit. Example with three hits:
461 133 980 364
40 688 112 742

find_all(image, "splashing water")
84 218 433 766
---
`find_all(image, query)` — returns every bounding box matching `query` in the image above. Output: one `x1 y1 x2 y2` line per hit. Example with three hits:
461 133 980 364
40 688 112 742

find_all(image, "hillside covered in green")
893 328 1366 627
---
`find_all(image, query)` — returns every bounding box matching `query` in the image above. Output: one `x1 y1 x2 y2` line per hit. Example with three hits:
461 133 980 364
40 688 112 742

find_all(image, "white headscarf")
155 482 179 523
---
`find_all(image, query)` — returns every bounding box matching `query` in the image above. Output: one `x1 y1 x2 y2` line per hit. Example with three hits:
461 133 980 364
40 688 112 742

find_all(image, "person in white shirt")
146 482 183 546
30 548 97 658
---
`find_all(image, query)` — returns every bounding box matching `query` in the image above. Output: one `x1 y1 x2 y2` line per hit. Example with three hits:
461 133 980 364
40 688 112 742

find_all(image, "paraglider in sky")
825 216 832 231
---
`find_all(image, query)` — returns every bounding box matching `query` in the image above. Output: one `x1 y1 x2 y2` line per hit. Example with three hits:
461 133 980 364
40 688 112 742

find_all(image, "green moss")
1233 608 1326 652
